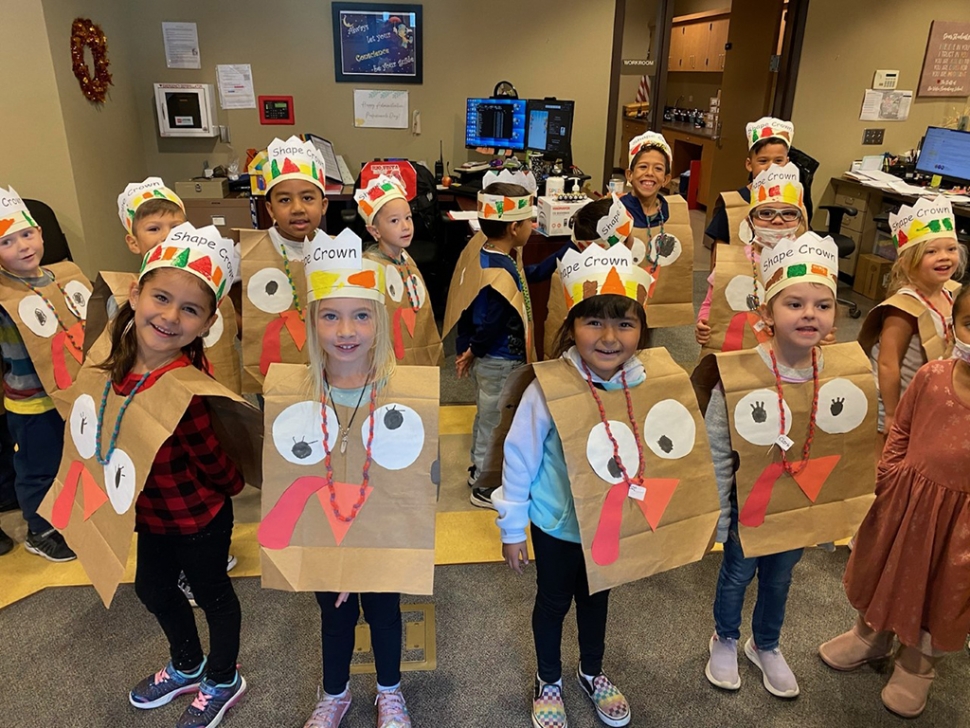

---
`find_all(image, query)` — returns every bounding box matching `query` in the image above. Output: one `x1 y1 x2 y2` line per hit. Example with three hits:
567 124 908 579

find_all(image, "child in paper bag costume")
492 243 720 728
695 232 876 699
241 136 330 393
355 163 444 366
37 222 258 726
257 228 438 728
819 285 970 719
0 185 90 562
857 195 964 438
620 131 695 327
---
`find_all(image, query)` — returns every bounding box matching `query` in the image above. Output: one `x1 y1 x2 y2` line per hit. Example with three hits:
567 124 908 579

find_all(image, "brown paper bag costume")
363 248 444 366
713 190 749 246
699 244 771 359
442 231 537 362
631 194 694 328
83 272 242 394
258 363 439 595
0 262 91 416
858 281 961 363
708 343 876 557
543 269 568 360
240 229 309 393
36 360 262 606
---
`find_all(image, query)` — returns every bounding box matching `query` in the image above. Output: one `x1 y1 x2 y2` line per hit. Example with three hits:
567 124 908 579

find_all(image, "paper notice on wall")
162 22 201 69
216 64 256 109
353 89 409 129
859 89 912 121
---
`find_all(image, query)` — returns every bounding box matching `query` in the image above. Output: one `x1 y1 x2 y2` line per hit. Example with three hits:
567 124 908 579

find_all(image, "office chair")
24 199 72 265
788 148 862 318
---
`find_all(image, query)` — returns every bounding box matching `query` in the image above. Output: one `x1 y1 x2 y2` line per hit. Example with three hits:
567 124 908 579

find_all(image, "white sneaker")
705 634 741 690
744 637 799 698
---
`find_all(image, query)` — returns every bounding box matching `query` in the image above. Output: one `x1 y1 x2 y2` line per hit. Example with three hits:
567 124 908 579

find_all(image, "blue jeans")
6 408 64 534
712 508 803 651
0 413 16 507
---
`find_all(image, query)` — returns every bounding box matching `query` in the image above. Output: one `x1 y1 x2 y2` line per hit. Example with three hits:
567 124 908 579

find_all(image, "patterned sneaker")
470 486 498 510
24 528 76 562
744 637 799 698
576 668 630 727
176 673 247 728
375 688 411 728
129 659 206 709
532 678 567 728
705 634 741 690
179 555 238 608
303 688 351 728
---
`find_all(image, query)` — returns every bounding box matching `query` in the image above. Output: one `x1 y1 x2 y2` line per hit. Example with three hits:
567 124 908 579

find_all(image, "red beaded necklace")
382 250 421 313
579 360 644 483
914 288 953 346
9 270 85 350
320 376 378 523
769 346 820 476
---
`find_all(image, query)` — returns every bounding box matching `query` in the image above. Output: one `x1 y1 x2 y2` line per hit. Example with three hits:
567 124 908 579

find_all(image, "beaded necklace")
5 269 86 351
768 347 820 476
483 242 532 324
579 360 644 483
94 371 152 466
641 198 668 273
320 378 378 523
914 288 954 346
380 250 421 313
277 241 305 323
748 245 762 310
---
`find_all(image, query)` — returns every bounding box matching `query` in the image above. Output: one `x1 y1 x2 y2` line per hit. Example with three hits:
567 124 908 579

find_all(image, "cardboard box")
175 178 229 199
536 196 591 237
852 253 894 301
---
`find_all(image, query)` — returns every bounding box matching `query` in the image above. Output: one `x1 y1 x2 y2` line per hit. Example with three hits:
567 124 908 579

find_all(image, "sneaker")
0 527 13 556
179 555 238 608
705 634 741 690
744 637 799 698
576 667 630 727
176 673 247 728
533 678 568 728
303 687 352 728
375 688 411 728
129 659 206 709
470 486 498 510
467 465 479 487
226 553 237 572
24 528 76 562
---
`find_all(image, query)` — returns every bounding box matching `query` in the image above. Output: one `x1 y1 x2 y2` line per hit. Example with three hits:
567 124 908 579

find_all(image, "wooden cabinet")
620 117 649 166
707 18 729 71
668 25 686 69
668 10 730 73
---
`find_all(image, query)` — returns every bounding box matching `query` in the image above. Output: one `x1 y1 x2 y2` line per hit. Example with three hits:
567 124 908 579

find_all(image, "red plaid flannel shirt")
122 357 244 535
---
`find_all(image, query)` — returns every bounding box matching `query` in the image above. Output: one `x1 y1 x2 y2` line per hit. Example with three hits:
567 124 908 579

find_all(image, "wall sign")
331 3 422 84
918 20 970 97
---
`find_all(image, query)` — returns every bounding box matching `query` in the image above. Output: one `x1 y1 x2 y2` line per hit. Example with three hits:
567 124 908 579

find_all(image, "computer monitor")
465 98 527 150
916 126 970 184
526 98 574 156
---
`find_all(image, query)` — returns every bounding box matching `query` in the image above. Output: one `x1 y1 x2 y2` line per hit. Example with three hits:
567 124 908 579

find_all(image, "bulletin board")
331 3 423 84
917 20 970 97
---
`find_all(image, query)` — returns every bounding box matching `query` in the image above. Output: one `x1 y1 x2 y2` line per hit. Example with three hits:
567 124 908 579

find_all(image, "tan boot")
881 646 936 718
819 616 894 671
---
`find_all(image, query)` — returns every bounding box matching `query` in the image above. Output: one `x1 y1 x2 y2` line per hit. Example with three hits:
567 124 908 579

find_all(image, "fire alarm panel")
259 96 295 125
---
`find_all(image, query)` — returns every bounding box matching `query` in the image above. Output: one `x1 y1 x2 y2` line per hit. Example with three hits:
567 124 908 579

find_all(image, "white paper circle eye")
63 280 91 319
734 388 791 446
629 237 647 266
203 308 225 347
104 448 136 515
18 295 58 337
586 420 639 484
272 401 336 465
385 265 405 303
817 378 868 434
406 274 427 308
725 274 765 313
648 233 682 267
247 267 292 314
643 399 696 460
365 403 425 470
70 394 97 460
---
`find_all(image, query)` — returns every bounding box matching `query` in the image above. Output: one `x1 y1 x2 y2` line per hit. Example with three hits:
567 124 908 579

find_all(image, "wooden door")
669 24 686 69
683 21 708 71
707 18 729 71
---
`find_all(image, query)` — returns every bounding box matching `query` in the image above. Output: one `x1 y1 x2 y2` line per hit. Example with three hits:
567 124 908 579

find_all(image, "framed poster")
331 3 422 84
917 20 970 97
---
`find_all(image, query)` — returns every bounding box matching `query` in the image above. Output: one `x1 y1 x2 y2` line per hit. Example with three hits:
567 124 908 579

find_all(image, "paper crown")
746 117 794 149
759 231 838 301
750 163 804 209
117 177 184 233
572 194 635 248
140 222 237 304
481 168 538 195
557 242 653 311
0 186 36 238
303 227 385 304
629 131 672 166
477 169 536 222
889 195 955 252
248 136 327 196
355 174 409 225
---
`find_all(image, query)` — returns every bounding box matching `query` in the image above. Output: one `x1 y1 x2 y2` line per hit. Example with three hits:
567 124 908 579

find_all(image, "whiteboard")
353 89 409 129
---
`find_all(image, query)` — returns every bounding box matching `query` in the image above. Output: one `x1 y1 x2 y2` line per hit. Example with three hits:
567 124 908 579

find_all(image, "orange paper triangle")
400 306 417 336
790 454 841 502
80 466 108 520
633 478 679 530
602 267 626 296
316 481 374 546
281 308 307 351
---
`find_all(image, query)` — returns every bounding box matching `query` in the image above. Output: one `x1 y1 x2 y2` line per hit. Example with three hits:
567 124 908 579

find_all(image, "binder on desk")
303 133 356 185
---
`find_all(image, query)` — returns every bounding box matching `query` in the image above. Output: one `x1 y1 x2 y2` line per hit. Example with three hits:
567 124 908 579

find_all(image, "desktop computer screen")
916 126 970 184
526 99 574 156
465 98 527 150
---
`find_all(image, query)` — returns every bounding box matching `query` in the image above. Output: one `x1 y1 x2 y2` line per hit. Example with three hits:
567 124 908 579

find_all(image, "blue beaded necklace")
94 371 152 466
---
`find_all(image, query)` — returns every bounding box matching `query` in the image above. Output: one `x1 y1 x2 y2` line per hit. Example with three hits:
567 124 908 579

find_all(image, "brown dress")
844 358 970 652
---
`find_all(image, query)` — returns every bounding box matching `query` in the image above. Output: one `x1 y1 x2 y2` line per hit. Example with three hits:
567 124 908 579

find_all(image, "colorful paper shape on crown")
759 231 838 301
889 195 955 252
359 161 417 200
0 186 37 238
750 163 804 210
355 173 409 225
629 131 672 165
746 117 794 149
140 222 237 303
303 227 385 304
117 177 184 233
248 136 327 195
481 168 538 195
572 194 635 249
557 243 653 311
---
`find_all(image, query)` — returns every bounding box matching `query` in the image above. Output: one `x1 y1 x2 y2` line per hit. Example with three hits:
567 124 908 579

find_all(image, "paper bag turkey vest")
543 268 568 360
699 244 770 360
715 343 876 558
36 361 260 606
363 248 444 366
258 363 439 595
0 262 91 414
631 194 694 328
532 349 719 594
858 281 961 364
717 190 749 245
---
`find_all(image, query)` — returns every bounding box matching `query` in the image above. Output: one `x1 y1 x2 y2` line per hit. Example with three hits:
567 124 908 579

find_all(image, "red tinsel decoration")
71 17 112 104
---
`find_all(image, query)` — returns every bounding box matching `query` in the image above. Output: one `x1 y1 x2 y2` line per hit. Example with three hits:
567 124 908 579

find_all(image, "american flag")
635 74 651 105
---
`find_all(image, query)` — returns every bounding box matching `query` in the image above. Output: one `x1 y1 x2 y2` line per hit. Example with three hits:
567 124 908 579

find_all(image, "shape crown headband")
889 195 955 252
746 117 794 149
750 163 804 209
759 231 838 301
628 131 672 166
140 222 237 304
249 136 328 196
572 194 635 249
558 242 653 311
304 227 385 304
118 177 184 233
477 169 537 222
0 186 35 238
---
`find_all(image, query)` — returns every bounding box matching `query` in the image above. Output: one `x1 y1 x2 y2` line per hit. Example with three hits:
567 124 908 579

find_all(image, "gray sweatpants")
469 356 523 472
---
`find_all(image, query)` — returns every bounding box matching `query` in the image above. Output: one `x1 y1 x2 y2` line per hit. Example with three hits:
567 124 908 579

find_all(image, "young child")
818 284 970 719
242 136 330 392
858 195 964 440
355 165 444 365
257 229 438 728
493 243 720 728
0 185 88 562
697 232 876 699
